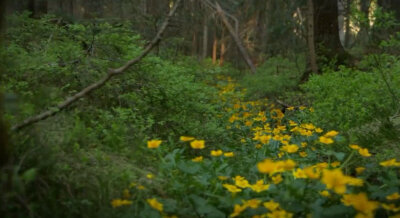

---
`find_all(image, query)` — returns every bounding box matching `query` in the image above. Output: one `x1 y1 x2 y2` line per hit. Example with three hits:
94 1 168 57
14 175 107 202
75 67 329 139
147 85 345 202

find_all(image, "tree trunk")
220 31 226 66
343 0 352 48
212 35 217 64
302 0 319 82
313 0 348 66
358 0 371 46
202 16 208 60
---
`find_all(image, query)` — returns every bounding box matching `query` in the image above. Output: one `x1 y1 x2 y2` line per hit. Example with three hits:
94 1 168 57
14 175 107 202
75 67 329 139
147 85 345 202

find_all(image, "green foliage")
240 56 303 99
302 64 399 131
0 13 227 218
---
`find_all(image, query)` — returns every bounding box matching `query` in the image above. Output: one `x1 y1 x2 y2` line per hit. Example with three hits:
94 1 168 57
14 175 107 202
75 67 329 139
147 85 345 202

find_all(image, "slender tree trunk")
358 0 371 46
313 0 349 66
202 16 208 60
302 0 318 82
220 31 226 66
344 0 352 48
212 35 218 64
307 0 318 74
192 32 197 56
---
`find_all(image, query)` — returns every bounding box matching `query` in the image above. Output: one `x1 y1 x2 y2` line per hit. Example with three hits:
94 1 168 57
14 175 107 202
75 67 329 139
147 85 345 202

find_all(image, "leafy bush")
0 13 227 217
240 56 303 100
302 64 400 131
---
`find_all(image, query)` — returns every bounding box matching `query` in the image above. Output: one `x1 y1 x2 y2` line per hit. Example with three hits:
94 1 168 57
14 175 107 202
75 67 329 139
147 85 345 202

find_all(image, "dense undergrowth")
1 13 400 218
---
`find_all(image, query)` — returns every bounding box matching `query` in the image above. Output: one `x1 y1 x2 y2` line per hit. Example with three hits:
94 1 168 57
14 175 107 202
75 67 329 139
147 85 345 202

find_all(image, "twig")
11 0 181 131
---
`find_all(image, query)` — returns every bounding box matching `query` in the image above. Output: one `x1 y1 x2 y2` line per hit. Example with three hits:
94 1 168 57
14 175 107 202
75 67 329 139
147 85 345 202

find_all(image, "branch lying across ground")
11 0 181 132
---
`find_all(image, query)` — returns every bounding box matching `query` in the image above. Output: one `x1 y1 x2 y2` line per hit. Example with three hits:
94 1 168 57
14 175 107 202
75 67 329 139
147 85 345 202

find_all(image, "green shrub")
302 64 400 131
240 56 303 100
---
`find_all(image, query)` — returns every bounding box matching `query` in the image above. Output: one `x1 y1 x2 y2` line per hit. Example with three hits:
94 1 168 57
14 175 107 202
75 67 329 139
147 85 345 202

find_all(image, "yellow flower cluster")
147 139 162 148
321 169 363 194
111 199 133 208
349 144 372 157
146 198 163 212
257 159 296 175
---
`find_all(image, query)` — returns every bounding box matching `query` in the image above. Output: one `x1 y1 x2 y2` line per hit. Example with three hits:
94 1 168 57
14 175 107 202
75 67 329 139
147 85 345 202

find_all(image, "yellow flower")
281 144 299 153
341 193 379 216
263 200 280 211
299 151 308 157
380 158 400 167
146 173 154 179
345 177 364 186
243 199 261 209
255 144 262 149
192 156 203 162
111 199 133 208
230 204 247 217
147 198 163 212
190 140 205 149
224 152 235 157
271 174 283 184
211 150 223 156
260 135 271 144
250 180 270 193
355 167 366 175
324 130 339 137
137 185 146 190
301 142 308 147
387 192 400 200
223 184 242 193
349 144 361 150
321 169 348 194
358 148 372 157
304 166 320 179
382 203 400 212
331 161 341 167
320 190 330 197
218 176 229 181
234 175 250 188
147 139 162 148
245 120 253 127
319 136 334 144
315 128 323 133
229 114 239 123
279 159 297 171
299 106 306 110
266 209 293 218
287 106 295 111
293 168 307 179
180 136 195 141
258 159 277 174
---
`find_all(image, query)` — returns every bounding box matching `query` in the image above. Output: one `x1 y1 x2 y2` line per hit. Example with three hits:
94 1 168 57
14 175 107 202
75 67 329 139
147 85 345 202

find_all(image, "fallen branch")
11 0 181 131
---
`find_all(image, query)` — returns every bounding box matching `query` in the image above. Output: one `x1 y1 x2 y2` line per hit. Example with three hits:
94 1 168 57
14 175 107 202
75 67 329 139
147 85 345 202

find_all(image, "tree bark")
313 0 348 66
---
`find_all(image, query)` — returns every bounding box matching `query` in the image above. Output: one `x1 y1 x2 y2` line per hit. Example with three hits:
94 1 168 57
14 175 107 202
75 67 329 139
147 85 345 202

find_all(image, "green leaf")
177 161 201 174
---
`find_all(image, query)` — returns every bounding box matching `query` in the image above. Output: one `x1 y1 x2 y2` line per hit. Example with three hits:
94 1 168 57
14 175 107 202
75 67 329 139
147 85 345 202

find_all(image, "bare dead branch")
11 0 181 131
214 2 257 74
